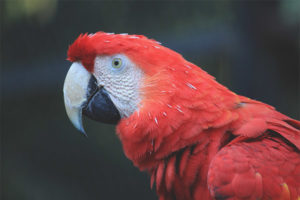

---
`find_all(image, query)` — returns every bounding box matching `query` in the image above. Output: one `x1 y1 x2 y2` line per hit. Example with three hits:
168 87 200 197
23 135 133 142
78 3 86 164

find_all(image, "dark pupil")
114 60 119 66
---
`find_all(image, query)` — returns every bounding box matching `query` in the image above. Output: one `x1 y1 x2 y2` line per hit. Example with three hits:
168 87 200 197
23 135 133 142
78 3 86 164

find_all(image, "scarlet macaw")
63 32 300 200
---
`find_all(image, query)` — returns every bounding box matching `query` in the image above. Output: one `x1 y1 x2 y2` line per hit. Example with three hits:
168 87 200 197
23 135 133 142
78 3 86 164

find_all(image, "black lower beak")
82 76 121 124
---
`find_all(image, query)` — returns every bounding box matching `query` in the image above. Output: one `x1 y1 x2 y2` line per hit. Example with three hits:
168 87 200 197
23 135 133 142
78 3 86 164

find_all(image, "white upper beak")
63 62 91 134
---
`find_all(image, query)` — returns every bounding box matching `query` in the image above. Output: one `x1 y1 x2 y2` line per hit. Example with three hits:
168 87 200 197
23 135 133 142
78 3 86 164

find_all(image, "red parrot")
63 32 300 200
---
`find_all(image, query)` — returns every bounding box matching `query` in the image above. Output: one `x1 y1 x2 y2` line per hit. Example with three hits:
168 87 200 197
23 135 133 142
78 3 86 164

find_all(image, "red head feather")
67 32 185 73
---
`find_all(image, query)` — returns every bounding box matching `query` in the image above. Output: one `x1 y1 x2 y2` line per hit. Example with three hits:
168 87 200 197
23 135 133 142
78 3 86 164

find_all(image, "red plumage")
68 32 300 200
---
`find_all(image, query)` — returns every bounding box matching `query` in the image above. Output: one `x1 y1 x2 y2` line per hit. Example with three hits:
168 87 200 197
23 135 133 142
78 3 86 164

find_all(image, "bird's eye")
112 58 123 69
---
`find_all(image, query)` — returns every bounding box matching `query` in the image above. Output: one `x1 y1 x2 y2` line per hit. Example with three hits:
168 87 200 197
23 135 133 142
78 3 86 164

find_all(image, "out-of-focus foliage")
4 0 58 24
280 0 300 25
1 1 299 200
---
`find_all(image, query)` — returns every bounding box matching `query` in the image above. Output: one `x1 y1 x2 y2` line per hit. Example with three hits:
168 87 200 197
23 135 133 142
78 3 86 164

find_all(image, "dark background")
1 0 299 200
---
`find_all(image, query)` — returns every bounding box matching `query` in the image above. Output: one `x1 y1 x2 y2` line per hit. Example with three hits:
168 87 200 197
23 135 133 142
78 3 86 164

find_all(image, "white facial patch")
93 54 143 118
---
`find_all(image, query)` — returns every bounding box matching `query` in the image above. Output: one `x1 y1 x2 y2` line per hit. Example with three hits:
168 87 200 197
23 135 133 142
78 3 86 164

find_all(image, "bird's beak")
63 62 120 136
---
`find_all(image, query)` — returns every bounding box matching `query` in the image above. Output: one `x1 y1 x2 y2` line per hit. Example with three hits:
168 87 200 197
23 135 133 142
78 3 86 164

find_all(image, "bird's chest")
148 144 216 200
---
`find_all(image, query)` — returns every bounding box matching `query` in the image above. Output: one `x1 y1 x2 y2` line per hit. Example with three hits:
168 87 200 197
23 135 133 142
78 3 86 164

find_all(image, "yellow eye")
112 58 122 69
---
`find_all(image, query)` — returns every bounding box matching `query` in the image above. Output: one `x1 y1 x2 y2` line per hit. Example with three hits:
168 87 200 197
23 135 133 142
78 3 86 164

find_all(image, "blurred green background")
1 0 299 200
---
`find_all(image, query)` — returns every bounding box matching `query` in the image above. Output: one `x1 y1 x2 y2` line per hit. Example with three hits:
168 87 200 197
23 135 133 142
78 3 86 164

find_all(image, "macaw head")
64 32 196 135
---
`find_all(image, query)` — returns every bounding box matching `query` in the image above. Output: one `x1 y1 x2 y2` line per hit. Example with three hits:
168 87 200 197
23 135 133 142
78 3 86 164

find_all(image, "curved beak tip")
73 117 88 137
74 121 88 137
65 104 88 137
79 127 88 137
